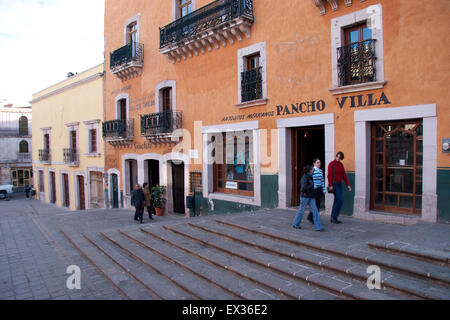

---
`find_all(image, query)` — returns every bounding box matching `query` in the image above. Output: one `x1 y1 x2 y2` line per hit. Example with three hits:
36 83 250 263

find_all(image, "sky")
0 0 104 106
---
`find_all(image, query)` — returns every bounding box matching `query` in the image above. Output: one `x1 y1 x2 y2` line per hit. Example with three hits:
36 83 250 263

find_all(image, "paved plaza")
0 194 449 300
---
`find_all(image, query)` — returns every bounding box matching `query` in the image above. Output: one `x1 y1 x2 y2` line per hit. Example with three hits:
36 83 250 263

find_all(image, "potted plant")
151 185 167 216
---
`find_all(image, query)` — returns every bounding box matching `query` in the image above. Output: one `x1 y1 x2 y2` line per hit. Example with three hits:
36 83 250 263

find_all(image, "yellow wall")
32 64 104 210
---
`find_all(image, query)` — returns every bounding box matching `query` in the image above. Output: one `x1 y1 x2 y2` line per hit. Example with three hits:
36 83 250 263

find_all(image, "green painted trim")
438 169 450 222
340 172 355 216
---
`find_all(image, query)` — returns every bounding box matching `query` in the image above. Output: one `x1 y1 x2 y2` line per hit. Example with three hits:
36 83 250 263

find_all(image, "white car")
0 184 14 199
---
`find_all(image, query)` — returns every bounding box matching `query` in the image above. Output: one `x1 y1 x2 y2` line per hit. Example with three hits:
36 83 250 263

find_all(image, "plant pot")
155 207 165 216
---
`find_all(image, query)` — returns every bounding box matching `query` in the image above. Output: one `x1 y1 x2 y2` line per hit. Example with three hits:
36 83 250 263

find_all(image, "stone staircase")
59 218 450 300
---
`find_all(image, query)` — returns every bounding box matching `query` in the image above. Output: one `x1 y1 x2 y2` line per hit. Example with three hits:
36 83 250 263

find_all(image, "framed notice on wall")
225 181 238 190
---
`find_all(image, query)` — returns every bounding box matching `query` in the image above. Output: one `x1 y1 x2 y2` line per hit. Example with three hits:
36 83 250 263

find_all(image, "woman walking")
307 158 326 225
327 151 352 224
142 183 154 220
292 166 324 232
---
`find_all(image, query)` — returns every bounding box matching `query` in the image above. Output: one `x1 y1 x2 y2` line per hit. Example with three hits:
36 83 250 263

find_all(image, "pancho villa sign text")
221 92 391 122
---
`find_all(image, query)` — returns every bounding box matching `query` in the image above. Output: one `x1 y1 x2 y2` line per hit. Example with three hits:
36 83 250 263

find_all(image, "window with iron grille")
189 171 202 193
337 23 376 87
241 53 262 103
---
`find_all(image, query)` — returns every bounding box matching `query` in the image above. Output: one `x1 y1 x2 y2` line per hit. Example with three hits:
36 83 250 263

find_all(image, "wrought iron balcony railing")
102 119 134 140
17 152 31 162
63 148 79 165
110 42 144 69
159 0 254 62
337 39 376 87
160 0 253 48
140 111 183 136
241 67 263 103
38 149 50 163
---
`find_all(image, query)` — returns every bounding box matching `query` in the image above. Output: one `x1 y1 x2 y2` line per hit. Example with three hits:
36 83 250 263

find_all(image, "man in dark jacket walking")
131 184 145 223
292 166 324 231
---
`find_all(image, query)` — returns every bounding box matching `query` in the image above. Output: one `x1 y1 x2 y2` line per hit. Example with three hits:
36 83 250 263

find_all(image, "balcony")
159 0 254 63
38 149 51 164
110 42 144 81
337 39 376 87
241 67 262 103
140 111 183 146
102 119 134 147
17 152 31 162
63 148 79 166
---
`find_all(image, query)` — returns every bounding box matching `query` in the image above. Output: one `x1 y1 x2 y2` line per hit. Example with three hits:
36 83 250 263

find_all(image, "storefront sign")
130 93 155 111
337 92 391 109
225 181 238 190
276 100 326 116
111 85 131 95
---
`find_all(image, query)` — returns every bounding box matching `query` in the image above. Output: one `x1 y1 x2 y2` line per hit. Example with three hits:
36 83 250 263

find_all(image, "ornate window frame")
329 4 385 95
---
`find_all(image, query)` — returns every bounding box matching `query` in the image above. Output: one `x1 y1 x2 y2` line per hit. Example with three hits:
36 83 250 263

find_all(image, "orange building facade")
103 0 450 223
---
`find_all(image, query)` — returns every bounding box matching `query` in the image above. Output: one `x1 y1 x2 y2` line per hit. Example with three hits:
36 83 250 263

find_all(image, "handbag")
327 162 335 194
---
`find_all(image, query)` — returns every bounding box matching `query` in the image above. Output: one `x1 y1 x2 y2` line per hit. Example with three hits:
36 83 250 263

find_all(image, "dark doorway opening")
291 126 325 207
146 160 160 191
111 173 119 209
172 161 185 214
78 175 86 210
50 171 56 204
63 173 70 207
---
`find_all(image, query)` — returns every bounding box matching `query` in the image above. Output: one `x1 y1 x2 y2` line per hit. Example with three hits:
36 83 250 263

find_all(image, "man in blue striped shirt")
308 158 326 225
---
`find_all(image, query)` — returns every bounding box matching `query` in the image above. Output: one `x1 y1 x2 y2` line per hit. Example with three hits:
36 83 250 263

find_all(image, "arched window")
19 140 29 153
19 116 28 136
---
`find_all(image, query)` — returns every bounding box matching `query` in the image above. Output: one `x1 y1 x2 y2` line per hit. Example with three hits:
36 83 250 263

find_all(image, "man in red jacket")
327 151 352 224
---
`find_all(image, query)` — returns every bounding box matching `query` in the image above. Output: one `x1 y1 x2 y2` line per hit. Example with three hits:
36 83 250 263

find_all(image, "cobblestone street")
0 194 449 300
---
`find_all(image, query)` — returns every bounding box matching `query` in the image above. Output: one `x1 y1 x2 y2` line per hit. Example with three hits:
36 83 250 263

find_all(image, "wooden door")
78 175 85 210
50 172 56 203
63 174 70 207
90 172 104 207
370 120 423 215
172 162 185 214
111 174 119 209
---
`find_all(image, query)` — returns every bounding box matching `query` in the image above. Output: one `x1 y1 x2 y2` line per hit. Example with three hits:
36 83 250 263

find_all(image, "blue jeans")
293 197 323 231
331 182 343 220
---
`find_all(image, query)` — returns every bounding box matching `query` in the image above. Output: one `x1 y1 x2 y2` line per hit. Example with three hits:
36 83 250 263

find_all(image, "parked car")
0 184 14 199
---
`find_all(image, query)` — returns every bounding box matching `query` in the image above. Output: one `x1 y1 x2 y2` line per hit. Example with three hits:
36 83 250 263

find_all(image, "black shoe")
140 220 144 224
307 215 314 225
149 216 153 220
331 219 342 224
293 225 301 229
316 228 325 232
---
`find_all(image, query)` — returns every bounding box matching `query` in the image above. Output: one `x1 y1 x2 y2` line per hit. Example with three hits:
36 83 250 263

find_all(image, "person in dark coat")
131 184 145 223
25 184 31 200
292 166 324 231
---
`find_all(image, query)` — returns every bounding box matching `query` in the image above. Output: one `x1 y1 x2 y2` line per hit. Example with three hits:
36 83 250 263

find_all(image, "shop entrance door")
291 126 325 207
78 175 86 210
370 120 423 215
63 173 70 207
90 172 104 208
172 162 185 214
111 174 119 208
147 160 160 191
50 171 56 204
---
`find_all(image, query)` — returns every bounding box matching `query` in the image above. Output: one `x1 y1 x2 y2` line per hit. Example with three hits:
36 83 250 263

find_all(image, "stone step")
163 224 400 300
47 227 125 300
137 225 336 300
101 229 236 300
191 221 450 300
216 219 450 287
84 232 194 300
367 240 450 266
59 229 151 300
